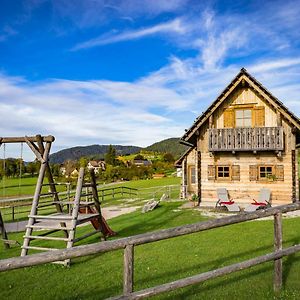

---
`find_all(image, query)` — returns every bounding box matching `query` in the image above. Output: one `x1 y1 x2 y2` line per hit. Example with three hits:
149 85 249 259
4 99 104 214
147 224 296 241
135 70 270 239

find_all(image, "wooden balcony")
208 127 284 152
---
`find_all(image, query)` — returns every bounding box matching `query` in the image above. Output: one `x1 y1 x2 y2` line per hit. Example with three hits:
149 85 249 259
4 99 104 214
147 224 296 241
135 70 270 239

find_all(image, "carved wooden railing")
208 127 284 152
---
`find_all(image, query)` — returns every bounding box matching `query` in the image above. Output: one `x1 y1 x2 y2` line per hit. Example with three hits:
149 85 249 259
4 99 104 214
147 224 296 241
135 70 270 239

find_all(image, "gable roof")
174 147 194 167
181 68 300 146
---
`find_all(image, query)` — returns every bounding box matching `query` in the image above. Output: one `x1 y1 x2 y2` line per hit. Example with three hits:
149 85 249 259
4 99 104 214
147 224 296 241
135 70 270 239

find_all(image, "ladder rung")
28 214 73 220
23 235 69 242
52 201 75 205
39 192 59 196
21 246 59 251
79 201 95 206
26 224 74 230
82 183 94 188
80 193 94 197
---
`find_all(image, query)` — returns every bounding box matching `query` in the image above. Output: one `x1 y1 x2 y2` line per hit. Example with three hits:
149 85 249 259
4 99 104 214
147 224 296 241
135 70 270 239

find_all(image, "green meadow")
1 201 300 299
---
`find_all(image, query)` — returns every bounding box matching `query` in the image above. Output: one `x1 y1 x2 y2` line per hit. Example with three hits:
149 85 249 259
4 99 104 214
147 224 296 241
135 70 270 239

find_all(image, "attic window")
235 109 252 127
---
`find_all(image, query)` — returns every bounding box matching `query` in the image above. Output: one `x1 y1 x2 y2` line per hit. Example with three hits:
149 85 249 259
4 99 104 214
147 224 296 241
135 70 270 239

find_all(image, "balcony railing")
208 127 284 152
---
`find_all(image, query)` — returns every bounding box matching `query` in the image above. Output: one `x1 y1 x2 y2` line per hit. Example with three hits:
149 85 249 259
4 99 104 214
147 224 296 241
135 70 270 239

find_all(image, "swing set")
0 134 115 264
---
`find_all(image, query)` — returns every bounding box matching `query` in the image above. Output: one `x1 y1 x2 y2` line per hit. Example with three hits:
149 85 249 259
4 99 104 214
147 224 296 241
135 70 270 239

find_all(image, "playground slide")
78 207 116 237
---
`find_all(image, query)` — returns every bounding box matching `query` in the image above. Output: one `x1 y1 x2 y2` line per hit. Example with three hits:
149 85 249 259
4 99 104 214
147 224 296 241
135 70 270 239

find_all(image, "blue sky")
1 0 300 160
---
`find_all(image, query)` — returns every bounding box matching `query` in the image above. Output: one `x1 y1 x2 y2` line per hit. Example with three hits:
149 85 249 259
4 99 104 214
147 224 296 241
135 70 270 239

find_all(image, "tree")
163 152 175 163
26 161 40 176
79 157 88 168
105 145 117 166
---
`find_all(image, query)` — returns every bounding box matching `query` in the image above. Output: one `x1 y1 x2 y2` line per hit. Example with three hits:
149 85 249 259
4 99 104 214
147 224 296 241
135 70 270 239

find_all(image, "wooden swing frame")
0 135 58 249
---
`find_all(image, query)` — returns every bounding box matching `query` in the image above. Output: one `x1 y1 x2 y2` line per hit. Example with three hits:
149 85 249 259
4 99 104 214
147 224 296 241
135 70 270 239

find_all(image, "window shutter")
231 165 240 181
208 165 215 180
254 106 265 127
224 109 235 128
249 165 258 181
275 165 284 181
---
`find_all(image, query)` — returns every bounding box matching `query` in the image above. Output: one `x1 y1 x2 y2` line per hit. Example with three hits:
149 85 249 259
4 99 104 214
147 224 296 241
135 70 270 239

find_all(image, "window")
249 164 284 181
235 109 252 127
208 165 240 181
259 166 274 179
217 166 230 179
190 167 196 184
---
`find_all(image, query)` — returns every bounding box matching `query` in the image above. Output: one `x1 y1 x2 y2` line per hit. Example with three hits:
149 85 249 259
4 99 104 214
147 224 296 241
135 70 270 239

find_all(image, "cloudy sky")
1 0 300 160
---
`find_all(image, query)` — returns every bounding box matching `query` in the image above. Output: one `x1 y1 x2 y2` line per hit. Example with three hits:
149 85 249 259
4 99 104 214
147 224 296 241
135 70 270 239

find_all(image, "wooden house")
178 68 300 205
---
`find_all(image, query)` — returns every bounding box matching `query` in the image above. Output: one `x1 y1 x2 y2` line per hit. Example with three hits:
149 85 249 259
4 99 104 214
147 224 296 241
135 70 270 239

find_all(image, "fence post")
12 206 15 221
124 244 134 295
274 212 282 292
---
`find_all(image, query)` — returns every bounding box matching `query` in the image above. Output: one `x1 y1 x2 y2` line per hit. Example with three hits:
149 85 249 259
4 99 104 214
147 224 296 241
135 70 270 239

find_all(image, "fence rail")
0 202 299 299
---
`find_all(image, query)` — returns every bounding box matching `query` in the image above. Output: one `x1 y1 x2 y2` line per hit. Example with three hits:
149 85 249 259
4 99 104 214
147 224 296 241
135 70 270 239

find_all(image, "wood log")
124 244 134 295
274 213 282 292
0 135 54 143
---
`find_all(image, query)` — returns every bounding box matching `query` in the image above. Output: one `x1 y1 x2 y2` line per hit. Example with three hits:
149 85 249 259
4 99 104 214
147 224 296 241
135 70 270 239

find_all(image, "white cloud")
249 58 300 73
72 18 187 50
51 0 188 29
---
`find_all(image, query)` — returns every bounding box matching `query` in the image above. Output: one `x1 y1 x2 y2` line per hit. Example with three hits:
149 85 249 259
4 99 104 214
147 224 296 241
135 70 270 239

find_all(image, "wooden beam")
24 137 44 162
124 244 134 295
0 135 55 144
274 213 282 292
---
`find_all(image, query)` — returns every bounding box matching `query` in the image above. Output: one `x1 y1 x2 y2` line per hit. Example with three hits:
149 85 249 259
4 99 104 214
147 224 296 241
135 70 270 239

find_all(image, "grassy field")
1 201 300 299
0 176 180 198
0 176 69 197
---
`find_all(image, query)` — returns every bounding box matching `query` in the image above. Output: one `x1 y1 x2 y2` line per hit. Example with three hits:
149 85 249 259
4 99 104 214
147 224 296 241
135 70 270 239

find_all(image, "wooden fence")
1 203 300 298
0 186 138 222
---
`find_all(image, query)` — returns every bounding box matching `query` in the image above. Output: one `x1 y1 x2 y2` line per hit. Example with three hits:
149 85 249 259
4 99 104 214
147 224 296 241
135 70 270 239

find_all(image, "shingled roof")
181 68 300 146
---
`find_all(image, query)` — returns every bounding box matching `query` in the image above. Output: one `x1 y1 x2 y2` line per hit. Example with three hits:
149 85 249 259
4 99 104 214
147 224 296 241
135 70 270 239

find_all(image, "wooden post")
292 150 296 202
12 206 15 221
197 150 201 206
0 211 10 249
274 212 283 292
124 244 134 295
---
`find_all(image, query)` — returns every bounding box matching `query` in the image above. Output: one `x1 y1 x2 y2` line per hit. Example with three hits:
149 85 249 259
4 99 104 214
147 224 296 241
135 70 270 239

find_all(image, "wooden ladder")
21 167 104 264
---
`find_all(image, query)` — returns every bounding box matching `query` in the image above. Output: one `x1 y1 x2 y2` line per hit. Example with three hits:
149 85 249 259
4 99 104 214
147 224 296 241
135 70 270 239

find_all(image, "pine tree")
105 145 117 166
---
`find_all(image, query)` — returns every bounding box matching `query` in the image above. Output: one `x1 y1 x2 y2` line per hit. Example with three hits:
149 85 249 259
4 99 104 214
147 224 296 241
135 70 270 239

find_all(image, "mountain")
144 138 188 158
49 137 189 164
49 144 141 164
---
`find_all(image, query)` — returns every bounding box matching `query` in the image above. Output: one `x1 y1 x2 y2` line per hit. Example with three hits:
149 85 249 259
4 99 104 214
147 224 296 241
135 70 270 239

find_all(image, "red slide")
79 207 116 237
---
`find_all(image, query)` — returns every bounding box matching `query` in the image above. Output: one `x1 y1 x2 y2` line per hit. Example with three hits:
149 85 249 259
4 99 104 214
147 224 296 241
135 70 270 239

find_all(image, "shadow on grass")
282 237 300 287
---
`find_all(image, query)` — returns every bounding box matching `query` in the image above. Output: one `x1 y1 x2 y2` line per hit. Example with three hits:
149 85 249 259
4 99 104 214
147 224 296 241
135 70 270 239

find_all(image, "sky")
1 0 300 160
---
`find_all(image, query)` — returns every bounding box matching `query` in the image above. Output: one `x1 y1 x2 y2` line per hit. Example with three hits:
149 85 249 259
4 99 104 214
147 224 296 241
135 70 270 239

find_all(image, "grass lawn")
1 202 300 299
